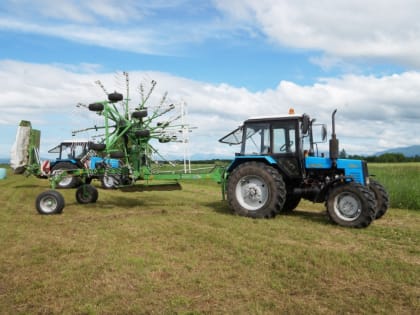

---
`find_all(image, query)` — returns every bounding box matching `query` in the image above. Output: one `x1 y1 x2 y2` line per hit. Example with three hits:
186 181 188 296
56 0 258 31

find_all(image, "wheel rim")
235 175 269 211
103 176 115 188
39 195 58 213
333 192 362 221
59 176 73 187
78 190 90 202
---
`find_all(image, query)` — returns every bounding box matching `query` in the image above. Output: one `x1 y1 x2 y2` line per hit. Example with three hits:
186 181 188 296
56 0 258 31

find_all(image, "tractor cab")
220 110 327 180
48 140 91 162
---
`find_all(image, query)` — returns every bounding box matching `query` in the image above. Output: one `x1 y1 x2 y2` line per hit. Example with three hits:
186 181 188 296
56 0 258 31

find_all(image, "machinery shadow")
206 201 330 225
118 183 182 192
14 184 42 188
283 209 329 225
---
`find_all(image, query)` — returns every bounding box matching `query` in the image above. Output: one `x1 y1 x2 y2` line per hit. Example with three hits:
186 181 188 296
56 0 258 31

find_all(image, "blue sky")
1 0 420 160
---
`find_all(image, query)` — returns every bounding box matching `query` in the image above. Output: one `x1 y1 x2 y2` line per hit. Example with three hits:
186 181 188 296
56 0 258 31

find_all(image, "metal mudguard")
226 155 277 173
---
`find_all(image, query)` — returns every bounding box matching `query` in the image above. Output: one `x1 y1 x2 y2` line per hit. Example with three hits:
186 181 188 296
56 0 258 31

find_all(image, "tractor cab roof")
219 111 311 145
48 140 91 154
244 114 304 124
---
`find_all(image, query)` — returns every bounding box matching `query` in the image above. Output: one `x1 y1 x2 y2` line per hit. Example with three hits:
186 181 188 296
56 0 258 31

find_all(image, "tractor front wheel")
35 190 65 215
76 184 98 204
227 162 286 218
326 183 375 228
369 179 389 219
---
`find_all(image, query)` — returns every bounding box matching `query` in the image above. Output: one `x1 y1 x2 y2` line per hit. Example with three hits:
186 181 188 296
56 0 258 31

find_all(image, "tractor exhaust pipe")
329 109 339 166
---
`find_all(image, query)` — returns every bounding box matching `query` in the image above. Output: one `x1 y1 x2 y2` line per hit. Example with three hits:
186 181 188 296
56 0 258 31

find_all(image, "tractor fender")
226 156 277 174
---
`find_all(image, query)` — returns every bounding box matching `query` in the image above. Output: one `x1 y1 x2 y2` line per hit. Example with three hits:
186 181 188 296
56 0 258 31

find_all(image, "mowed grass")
0 166 419 314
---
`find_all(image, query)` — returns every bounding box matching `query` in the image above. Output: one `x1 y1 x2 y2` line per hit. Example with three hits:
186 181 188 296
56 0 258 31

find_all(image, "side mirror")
312 124 327 143
302 114 310 134
322 125 327 141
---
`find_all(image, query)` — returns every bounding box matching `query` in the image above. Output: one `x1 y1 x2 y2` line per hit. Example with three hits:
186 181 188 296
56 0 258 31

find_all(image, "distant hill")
376 145 420 157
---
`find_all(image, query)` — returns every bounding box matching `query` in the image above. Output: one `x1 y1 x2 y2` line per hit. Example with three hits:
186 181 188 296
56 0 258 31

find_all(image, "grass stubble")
0 165 418 314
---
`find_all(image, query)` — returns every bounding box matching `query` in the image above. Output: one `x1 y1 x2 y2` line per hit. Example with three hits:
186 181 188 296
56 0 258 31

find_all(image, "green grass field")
0 164 419 314
369 163 420 210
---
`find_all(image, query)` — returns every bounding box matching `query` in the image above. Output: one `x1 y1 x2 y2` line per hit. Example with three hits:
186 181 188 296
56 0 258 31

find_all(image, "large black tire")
88 103 104 111
369 179 389 219
132 110 148 119
35 190 65 215
51 162 80 189
110 151 125 159
108 92 123 102
75 184 98 204
227 162 286 218
89 143 106 151
326 182 376 228
281 194 301 213
135 130 150 138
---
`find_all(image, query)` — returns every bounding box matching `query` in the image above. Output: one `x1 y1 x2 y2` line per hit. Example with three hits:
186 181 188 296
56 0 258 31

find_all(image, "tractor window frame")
271 121 298 155
241 123 271 155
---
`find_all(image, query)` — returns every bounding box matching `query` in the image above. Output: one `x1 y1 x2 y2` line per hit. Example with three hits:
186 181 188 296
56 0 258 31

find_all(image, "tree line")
340 150 420 163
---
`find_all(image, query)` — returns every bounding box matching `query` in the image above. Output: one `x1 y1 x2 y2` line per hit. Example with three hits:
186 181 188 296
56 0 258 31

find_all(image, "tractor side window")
272 124 296 154
243 124 270 155
60 143 73 159
73 143 87 158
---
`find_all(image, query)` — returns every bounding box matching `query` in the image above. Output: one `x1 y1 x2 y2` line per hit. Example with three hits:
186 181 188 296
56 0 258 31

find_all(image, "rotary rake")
16 73 224 214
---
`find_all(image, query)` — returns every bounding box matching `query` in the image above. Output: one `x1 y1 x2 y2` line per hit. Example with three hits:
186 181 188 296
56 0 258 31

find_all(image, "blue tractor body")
219 109 388 228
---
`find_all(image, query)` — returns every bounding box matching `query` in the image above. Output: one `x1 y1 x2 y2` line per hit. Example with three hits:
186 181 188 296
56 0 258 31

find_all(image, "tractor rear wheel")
35 190 65 215
326 182 375 228
369 179 389 219
76 184 98 204
51 162 80 188
227 161 286 218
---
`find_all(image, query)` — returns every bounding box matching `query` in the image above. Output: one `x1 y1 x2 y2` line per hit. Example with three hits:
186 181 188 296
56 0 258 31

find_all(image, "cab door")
271 121 304 179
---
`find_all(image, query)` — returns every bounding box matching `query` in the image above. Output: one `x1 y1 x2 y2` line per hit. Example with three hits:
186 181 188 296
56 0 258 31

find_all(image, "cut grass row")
0 165 419 314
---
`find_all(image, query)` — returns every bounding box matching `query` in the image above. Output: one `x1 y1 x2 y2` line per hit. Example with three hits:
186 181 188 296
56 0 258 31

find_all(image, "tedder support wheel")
36 190 65 215
369 178 390 219
76 184 98 204
326 182 376 228
227 161 286 218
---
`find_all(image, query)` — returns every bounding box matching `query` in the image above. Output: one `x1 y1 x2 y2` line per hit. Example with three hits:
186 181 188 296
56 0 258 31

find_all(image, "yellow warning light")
288 108 295 115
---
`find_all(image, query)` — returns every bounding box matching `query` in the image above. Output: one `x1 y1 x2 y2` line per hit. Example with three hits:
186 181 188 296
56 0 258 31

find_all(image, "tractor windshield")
219 126 243 145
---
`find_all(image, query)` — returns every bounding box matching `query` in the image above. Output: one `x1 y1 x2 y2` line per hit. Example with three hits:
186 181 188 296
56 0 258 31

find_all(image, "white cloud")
1 60 420 159
2 0 420 67
215 0 420 67
0 0 241 57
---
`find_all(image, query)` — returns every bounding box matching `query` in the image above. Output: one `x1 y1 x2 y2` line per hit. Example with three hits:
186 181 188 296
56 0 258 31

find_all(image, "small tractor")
219 109 389 227
46 140 120 189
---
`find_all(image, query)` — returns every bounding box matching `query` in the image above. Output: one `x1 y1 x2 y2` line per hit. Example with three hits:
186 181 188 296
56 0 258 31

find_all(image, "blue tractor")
219 109 389 228
47 140 120 189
